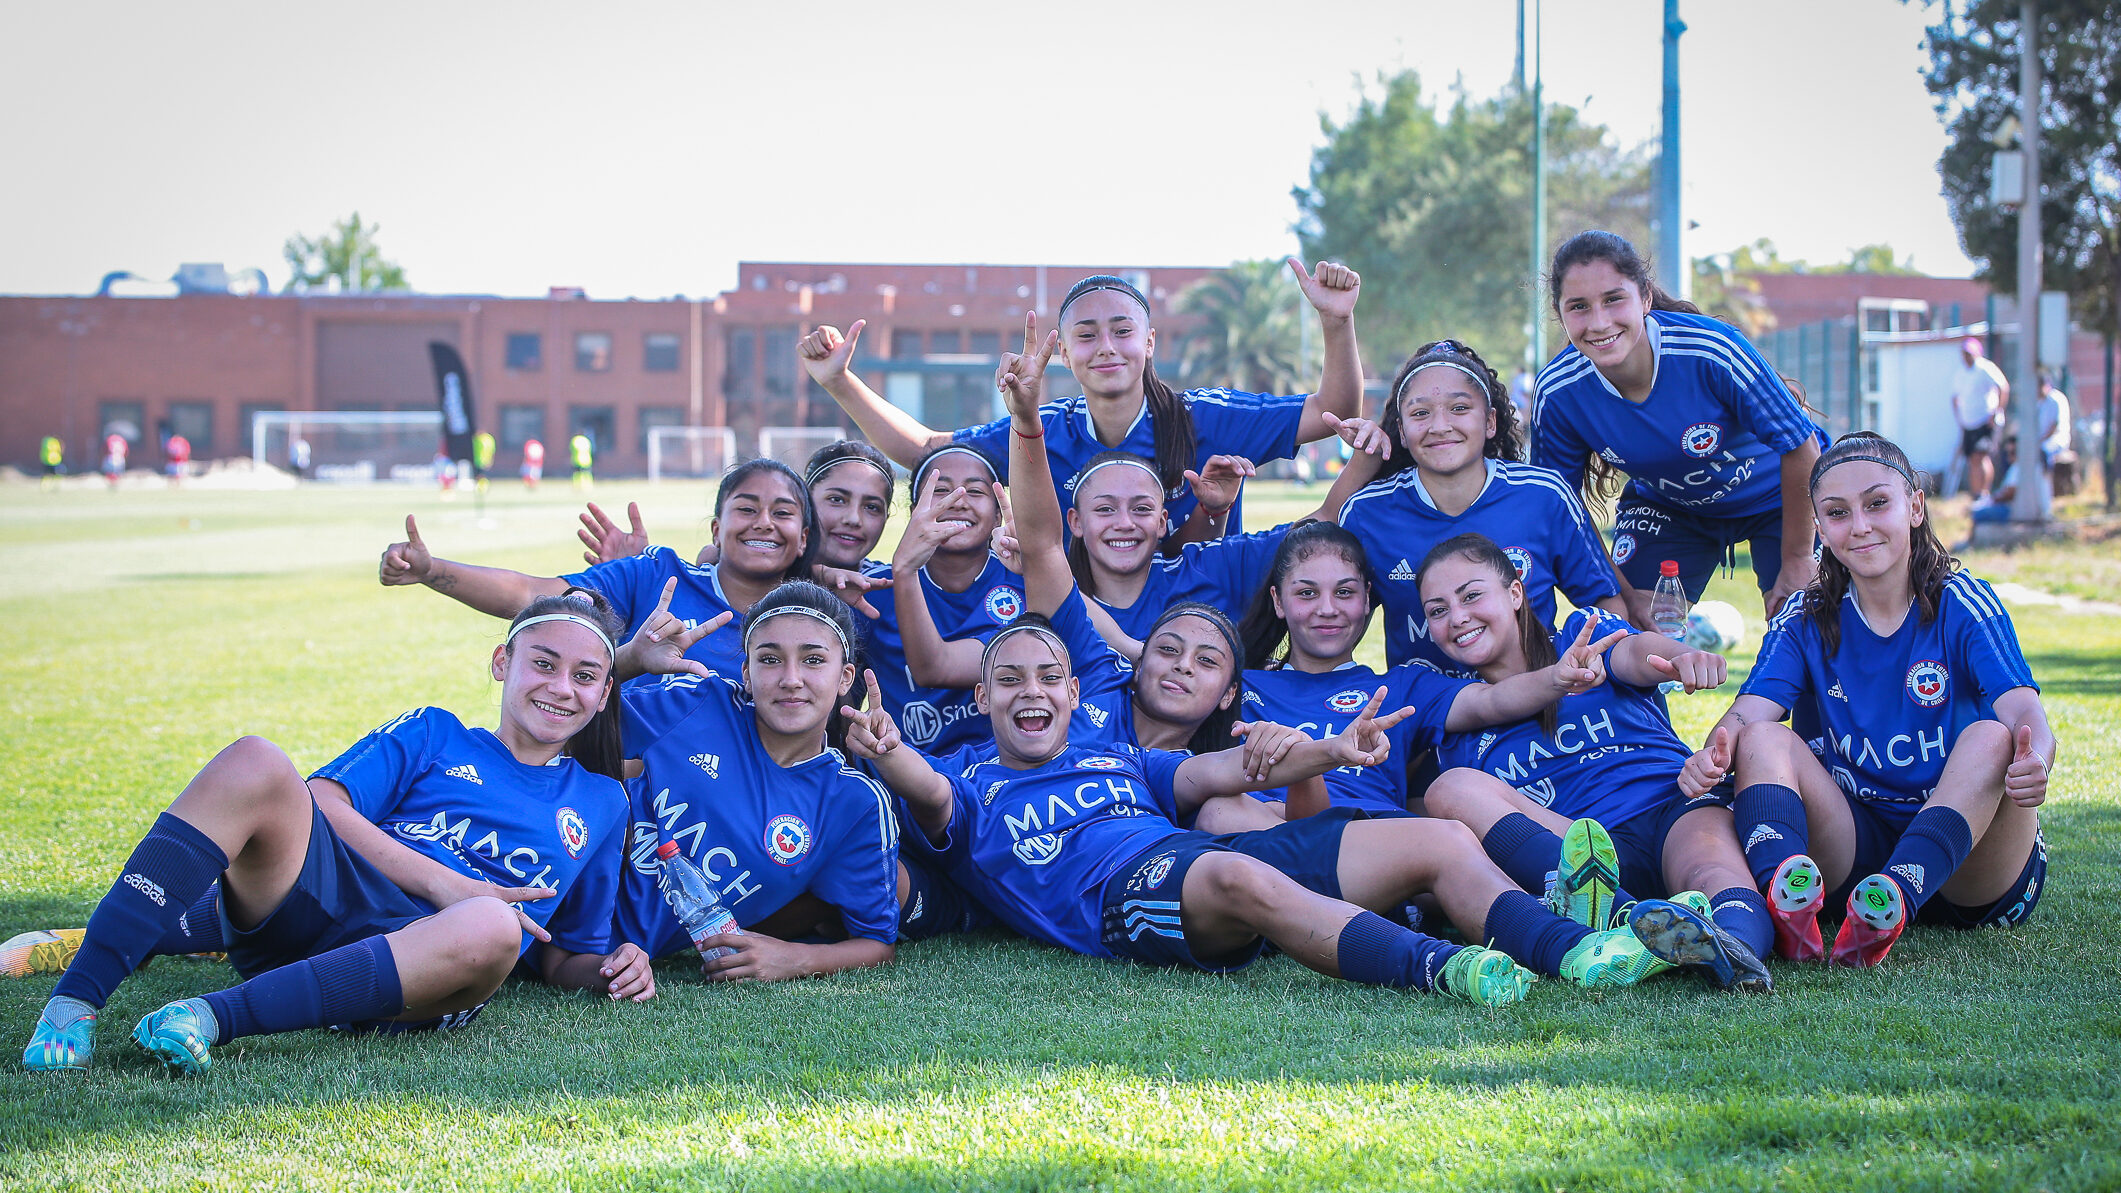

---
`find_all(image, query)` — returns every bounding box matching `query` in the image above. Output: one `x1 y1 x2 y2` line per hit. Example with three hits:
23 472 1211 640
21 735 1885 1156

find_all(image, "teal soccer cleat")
133 1000 215 1076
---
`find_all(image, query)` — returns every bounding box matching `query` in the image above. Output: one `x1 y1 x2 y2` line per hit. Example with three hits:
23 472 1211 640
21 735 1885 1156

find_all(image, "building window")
167 401 213 455
98 400 147 444
499 404 545 448
574 332 612 372
639 406 686 454
891 329 922 359
968 330 1000 359
644 333 681 372
724 327 757 400
505 333 543 371
569 406 616 457
929 330 963 355
237 403 284 457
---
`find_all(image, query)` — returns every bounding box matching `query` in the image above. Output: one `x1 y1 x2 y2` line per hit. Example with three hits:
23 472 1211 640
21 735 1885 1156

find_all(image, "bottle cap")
655 840 679 860
1660 560 1680 577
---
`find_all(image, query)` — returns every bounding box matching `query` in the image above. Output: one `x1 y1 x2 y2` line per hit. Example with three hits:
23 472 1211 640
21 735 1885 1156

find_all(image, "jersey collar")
1073 394 1150 447
1585 311 1664 402
1407 458 1500 511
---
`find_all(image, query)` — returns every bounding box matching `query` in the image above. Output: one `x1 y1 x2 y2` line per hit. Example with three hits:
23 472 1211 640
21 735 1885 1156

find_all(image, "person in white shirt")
1949 338 2009 501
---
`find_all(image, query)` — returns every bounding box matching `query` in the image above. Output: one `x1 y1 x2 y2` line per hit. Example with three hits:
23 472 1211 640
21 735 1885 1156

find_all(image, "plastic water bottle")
655 840 742 962
1649 560 1688 694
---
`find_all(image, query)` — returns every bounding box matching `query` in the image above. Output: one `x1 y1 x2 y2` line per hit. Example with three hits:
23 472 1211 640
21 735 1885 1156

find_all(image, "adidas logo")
446 764 482 785
124 872 167 907
689 753 720 778
1599 447 1625 465
1081 704 1108 728
1827 682 1846 700
1388 559 1415 582
984 780 1005 805
1890 863 1925 893
1745 825 1783 850
907 892 925 921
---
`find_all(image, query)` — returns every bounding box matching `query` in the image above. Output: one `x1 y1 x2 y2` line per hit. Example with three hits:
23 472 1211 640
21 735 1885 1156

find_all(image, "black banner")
428 341 478 462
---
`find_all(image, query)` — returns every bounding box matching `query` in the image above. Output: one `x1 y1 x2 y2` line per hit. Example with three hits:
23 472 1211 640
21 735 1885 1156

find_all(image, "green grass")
3 478 2119 1192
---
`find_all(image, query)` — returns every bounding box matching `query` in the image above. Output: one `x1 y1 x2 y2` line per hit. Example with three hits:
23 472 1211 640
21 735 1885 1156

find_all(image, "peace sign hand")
799 320 865 387
1551 615 1629 696
618 577 730 680
1288 258 1361 323
990 486 1023 573
1324 688 1417 768
840 671 902 760
893 484 974 573
1678 725 1733 800
997 311 1059 424
380 514 436 585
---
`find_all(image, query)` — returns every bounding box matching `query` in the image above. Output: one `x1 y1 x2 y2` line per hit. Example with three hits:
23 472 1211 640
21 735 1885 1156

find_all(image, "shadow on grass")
2017 652 2121 697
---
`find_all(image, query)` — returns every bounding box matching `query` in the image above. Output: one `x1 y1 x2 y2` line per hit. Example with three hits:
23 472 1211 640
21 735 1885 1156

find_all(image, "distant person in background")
40 436 63 491
290 437 311 479
522 438 546 490
473 431 496 495
164 435 191 485
1950 337 2008 502
101 433 127 489
570 434 594 490
1508 367 1534 435
432 450 456 492
2038 370 2077 498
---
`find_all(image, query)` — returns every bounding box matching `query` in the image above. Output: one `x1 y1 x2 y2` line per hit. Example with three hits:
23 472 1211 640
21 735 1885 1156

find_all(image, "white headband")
1393 359 1491 404
1070 456 1162 502
981 622 1068 670
507 613 615 660
912 445 998 495
806 454 894 491
743 605 851 658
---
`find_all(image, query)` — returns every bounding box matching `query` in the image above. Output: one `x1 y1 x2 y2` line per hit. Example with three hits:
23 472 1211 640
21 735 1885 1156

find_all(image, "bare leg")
1423 771 1572 838
383 897 523 1020
1177 853 1360 977
1332 818 1523 942
1732 720 1858 890
1661 807 1755 900
1192 795 1287 834
164 736 320 929
1917 720 2037 908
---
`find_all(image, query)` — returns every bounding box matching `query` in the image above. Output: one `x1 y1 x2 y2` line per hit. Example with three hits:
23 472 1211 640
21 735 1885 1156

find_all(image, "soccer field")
3 478 2118 1192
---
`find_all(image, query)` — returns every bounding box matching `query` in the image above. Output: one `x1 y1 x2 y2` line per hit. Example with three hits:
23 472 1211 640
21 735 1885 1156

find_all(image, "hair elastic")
743 604 851 658
507 613 616 661
1814 453 1915 489
1393 359 1492 404
805 453 894 491
911 445 998 497
1070 456 1163 503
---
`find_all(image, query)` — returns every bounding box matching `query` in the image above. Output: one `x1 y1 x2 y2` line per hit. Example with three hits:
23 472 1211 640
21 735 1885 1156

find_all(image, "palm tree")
1173 259 1303 394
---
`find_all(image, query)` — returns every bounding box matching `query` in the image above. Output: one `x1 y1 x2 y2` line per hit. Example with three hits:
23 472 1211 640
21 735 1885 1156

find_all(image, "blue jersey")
1436 611 1685 829
1339 459 1620 670
311 707 627 957
1743 575 2037 807
904 743 1190 956
1046 584 1140 751
956 388 1307 536
861 555 1024 754
1095 524 1289 641
617 673 899 956
1239 661 1473 814
562 547 747 678
1533 309 1829 519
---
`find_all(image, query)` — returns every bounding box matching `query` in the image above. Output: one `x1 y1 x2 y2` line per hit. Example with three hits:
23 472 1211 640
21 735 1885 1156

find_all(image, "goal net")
758 425 847 472
647 425 741 481
252 410 445 483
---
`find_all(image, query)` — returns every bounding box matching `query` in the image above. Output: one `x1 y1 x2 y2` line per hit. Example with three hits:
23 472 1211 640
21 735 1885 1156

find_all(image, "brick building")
0 262 1218 475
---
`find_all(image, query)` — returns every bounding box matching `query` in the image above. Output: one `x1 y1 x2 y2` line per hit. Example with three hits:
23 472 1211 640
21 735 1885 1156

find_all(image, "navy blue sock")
150 887 225 957
202 936 403 1042
1708 886 1774 959
1481 889 1591 978
52 814 228 1008
1882 807 1974 913
1480 813 1564 894
1733 783 1810 889
1334 911 1460 991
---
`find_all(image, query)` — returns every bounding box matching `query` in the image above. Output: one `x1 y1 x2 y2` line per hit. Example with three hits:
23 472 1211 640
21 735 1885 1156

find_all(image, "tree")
282 212 410 294
1170 259 1304 395
1922 2 2119 344
1293 72 1652 376
1690 254 1777 341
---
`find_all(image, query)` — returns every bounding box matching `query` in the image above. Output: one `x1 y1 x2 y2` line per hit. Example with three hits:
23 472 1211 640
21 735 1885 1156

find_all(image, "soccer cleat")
1548 818 1623 930
1 929 84 978
1829 874 1907 968
133 1001 214 1076
1768 855 1827 963
1558 925 1670 988
1628 899 1774 994
1437 946 1535 1007
21 1007 96 1072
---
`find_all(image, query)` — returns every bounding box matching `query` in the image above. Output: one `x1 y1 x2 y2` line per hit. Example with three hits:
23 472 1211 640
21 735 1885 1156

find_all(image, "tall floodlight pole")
1528 0 1546 372
2013 0 2045 523
1660 1 1687 298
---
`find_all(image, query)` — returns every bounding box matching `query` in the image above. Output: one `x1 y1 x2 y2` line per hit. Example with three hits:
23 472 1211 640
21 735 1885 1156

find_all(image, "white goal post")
647 425 740 482
757 425 847 472
252 410 445 483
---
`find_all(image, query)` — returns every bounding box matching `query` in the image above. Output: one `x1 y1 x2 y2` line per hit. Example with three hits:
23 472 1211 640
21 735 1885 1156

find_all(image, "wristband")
1013 423 1044 439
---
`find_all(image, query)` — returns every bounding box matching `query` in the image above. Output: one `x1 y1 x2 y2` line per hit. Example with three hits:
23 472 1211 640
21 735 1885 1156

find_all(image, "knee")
447 895 525 975
1423 768 1498 821
196 736 307 810
1954 718 2012 763
1411 816 1482 859
1195 857 1282 922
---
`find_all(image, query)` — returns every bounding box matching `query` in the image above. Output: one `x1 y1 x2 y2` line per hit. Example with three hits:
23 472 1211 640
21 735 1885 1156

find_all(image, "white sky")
0 0 1978 299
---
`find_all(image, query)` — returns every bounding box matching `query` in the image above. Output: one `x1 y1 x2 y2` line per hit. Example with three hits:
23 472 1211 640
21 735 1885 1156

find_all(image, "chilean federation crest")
765 813 813 865
1682 422 1723 458
1905 660 1949 708
555 807 589 859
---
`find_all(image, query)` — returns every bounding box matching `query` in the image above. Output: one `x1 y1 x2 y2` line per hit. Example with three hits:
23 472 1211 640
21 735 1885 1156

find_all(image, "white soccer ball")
1683 600 1745 654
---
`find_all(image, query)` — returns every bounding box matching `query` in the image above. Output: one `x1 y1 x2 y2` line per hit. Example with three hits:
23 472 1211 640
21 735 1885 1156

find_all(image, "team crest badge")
1682 422 1723 458
1079 755 1125 770
555 807 589 859
984 586 1024 621
1612 533 1636 565
764 814 813 865
1327 689 1370 714
1141 852 1176 888
1504 546 1533 580
1905 660 1949 708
